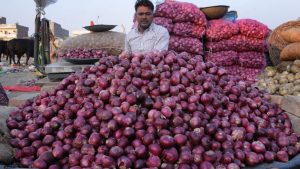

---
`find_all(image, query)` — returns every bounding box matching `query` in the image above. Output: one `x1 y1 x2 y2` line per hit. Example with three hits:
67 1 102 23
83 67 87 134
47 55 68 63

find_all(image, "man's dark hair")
135 0 154 11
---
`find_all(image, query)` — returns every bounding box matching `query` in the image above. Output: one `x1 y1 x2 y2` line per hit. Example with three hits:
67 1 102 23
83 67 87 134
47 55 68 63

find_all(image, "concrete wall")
49 21 69 39
0 24 29 41
16 24 29 38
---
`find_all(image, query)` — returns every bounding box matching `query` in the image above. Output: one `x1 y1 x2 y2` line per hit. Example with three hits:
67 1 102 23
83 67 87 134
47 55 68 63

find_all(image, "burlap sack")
0 143 13 164
0 106 18 137
280 42 300 61
57 31 125 56
280 27 300 43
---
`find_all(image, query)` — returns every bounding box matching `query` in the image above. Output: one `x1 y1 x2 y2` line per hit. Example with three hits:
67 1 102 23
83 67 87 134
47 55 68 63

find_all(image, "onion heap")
6 50 300 169
59 48 108 59
205 19 270 83
154 1 207 55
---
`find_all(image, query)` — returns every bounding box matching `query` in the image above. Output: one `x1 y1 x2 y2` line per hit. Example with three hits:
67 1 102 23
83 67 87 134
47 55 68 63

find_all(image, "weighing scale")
45 61 93 81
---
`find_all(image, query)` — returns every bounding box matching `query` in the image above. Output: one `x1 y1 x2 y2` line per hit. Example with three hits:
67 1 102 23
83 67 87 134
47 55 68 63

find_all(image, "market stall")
2 0 300 169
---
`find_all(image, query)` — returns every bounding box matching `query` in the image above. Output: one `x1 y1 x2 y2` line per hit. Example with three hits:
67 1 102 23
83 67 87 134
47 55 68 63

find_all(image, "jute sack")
57 31 125 56
280 27 300 43
280 42 300 61
0 143 13 164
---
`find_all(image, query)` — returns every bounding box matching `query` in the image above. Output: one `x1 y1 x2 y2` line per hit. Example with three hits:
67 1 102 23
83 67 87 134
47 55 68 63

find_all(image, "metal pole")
34 13 40 69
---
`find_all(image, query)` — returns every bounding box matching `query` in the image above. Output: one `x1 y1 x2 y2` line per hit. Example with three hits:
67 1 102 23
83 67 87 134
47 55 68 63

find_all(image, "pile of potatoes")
257 60 300 96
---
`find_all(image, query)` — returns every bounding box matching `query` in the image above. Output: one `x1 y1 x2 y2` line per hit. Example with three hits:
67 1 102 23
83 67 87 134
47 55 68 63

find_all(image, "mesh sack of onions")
59 48 108 59
205 51 238 66
6 51 300 169
224 65 262 83
238 52 267 69
153 17 174 33
173 22 206 38
223 65 241 76
206 35 268 53
236 19 270 39
155 1 206 26
239 67 263 83
169 36 204 55
206 20 240 42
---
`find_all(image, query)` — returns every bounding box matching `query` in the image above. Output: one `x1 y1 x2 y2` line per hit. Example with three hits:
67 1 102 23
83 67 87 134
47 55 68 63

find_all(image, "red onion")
146 155 161 168
162 147 179 164
59 48 108 59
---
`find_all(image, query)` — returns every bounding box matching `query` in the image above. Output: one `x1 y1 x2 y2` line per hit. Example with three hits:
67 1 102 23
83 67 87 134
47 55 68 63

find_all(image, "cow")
6 38 34 65
0 40 8 62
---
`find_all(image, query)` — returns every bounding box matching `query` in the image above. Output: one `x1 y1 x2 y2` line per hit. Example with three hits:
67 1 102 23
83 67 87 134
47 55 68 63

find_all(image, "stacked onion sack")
205 19 270 83
6 50 300 169
154 1 207 55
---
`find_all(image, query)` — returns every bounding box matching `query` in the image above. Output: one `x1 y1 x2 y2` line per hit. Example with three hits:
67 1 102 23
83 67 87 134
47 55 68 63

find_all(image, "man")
124 0 170 54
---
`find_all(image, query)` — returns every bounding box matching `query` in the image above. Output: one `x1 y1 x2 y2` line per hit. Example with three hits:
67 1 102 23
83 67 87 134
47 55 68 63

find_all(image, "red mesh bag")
155 1 207 26
206 19 239 41
153 17 174 32
205 51 238 66
169 35 203 55
238 52 266 69
206 35 268 52
173 22 206 38
236 19 270 39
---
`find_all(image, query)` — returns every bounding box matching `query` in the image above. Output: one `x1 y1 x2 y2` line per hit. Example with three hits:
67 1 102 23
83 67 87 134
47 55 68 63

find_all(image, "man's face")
136 6 153 30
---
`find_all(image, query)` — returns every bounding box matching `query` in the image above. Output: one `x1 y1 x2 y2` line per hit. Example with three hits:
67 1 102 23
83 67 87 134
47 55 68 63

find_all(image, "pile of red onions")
206 20 239 42
169 36 204 55
6 50 300 169
205 51 238 66
59 48 108 59
173 22 206 38
236 19 270 39
238 52 266 69
153 17 174 33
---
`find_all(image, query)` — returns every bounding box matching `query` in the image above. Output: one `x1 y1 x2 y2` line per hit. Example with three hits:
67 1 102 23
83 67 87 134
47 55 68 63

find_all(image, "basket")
268 20 300 66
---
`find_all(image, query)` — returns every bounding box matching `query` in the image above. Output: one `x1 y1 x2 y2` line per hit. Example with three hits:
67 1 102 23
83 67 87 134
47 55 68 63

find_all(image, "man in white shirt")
124 0 170 54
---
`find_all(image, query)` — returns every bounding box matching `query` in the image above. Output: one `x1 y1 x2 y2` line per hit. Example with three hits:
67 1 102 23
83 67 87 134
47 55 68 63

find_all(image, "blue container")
222 11 238 22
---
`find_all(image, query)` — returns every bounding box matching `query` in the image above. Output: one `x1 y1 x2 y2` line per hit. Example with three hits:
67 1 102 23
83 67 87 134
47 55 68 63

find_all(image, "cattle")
6 38 34 65
0 40 8 62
